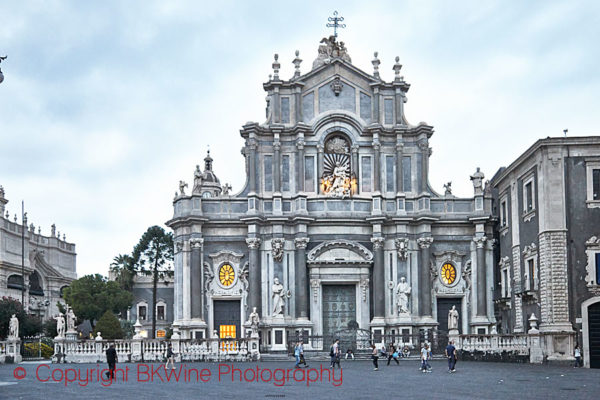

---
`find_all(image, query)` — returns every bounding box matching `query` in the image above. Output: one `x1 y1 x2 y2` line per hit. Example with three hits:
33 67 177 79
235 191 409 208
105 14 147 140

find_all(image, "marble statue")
249 307 260 335
271 278 285 316
179 180 188 196
312 35 351 69
55 313 66 338
192 165 202 194
444 181 452 195
222 183 232 195
448 305 459 330
8 314 19 339
396 277 411 315
66 306 76 332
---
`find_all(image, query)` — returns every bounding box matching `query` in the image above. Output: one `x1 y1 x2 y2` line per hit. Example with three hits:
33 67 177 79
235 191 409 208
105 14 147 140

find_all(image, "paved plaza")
0 360 598 399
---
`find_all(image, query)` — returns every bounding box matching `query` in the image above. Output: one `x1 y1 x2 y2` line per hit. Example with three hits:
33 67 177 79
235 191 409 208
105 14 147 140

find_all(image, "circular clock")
219 264 235 287
441 263 457 285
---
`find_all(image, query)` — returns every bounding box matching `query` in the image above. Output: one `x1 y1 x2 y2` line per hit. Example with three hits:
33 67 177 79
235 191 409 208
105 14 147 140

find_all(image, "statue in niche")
8 314 19 339
396 277 411 315
271 278 286 316
271 239 284 262
192 165 202 194
448 305 459 330
55 313 66 338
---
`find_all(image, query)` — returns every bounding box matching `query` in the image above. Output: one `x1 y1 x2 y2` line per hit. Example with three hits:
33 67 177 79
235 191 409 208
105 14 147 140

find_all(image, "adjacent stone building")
0 186 76 323
128 274 175 338
167 36 498 351
491 136 600 367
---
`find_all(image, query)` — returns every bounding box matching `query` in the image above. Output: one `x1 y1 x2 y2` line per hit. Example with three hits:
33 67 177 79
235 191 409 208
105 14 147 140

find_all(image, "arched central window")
29 271 44 296
321 134 356 197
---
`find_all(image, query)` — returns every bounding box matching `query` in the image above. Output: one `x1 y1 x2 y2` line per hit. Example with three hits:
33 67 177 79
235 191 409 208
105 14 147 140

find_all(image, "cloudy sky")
1 0 599 278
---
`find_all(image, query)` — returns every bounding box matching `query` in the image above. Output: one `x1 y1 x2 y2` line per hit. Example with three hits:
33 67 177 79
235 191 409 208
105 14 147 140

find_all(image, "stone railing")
0 340 22 363
52 336 260 364
458 334 530 355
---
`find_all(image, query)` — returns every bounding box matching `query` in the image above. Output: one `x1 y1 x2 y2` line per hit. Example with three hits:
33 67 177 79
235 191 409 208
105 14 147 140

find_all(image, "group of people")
370 340 458 373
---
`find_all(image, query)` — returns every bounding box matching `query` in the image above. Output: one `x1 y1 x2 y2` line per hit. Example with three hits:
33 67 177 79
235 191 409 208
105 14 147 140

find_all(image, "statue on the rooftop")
312 36 351 69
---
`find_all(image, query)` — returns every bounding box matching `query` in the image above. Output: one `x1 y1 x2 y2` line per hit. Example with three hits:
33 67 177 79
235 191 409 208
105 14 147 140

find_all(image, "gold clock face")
441 263 456 285
219 264 235 287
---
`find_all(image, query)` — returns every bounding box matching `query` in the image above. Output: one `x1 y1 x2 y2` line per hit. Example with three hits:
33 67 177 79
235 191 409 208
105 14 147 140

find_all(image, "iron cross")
327 11 346 38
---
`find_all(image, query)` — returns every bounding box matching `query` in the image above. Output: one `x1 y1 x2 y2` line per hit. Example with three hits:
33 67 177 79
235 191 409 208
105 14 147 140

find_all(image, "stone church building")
167 36 497 350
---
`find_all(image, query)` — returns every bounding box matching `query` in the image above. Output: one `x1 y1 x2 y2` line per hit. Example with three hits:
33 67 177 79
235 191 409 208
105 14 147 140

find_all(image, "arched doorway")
582 297 600 368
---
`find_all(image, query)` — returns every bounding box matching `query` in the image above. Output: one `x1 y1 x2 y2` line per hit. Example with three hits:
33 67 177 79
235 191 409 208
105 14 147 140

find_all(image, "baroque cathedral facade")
167 36 497 349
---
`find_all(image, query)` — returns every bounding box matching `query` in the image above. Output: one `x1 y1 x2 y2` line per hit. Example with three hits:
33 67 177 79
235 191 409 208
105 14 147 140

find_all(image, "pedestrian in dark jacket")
106 344 118 379
165 343 175 370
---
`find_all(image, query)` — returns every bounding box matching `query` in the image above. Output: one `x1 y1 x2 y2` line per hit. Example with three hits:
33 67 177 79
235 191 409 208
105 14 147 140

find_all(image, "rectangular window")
157 305 165 320
594 169 600 200
281 97 290 124
402 156 412 192
386 155 395 193
528 259 535 289
264 155 273 192
139 306 147 321
304 156 315 192
282 155 290 192
525 181 533 212
596 253 600 284
501 200 507 227
361 156 372 192
384 98 394 124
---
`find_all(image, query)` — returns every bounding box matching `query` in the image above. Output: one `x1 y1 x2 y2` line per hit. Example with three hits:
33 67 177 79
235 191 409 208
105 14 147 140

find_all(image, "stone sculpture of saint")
55 313 66 338
271 278 285 316
448 305 459 330
396 277 411 315
192 165 202 194
249 307 260 334
330 163 349 197
8 314 19 339
66 306 76 332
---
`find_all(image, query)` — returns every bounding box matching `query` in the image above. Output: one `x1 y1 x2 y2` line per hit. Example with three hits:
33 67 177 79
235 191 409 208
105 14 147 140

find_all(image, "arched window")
29 271 44 296
321 134 356 197
7 274 24 290
60 286 69 298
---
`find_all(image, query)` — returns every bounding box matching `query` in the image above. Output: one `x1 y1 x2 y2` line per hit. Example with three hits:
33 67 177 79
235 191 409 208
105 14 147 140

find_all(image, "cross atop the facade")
326 11 346 38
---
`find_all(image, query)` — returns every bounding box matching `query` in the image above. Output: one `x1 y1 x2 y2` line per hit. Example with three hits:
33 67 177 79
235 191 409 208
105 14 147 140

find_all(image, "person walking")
105 344 118 380
445 340 457 372
294 341 302 368
165 343 176 370
420 343 432 373
387 343 400 366
371 344 379 371
297 340 308 367
574 345 582 368
330 339 341 369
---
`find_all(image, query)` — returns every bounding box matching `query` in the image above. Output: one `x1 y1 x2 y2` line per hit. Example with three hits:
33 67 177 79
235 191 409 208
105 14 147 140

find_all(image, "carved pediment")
307 240 373 265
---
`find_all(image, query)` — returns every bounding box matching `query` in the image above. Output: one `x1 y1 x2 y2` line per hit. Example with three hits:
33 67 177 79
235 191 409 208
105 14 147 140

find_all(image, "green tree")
62 274 133 328
0 296 43 339
132 225 174 339
110 253 136 292
93 310 123 340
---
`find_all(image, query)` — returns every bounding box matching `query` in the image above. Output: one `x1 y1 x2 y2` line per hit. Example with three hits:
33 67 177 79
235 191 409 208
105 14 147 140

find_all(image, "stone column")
294 237 310 319
317 144 324 193
373 140 381 192
174 240 183 321
296 139 305 192
373 87 380 123
396 142 403 193
295 88 302 123
417 237 434 316
246 238 262 316
371 237 385 318
473 236 487 317
273 140 281 192
190 238 204 320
